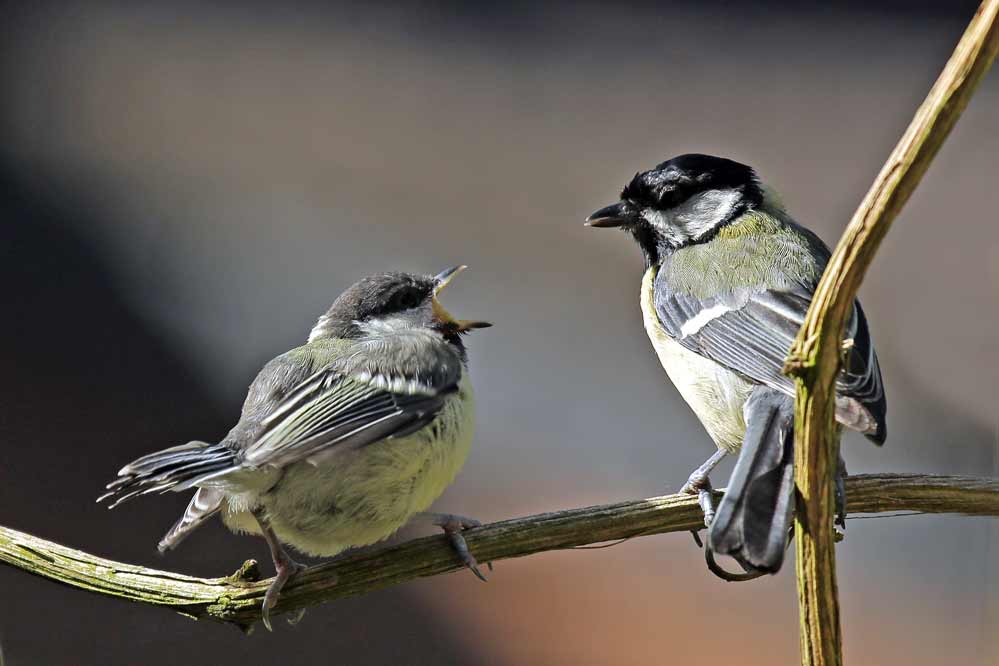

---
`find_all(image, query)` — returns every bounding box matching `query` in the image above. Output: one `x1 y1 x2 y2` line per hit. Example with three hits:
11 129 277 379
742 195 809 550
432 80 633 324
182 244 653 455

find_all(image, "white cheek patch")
678 188 743 239
680 303 733 338
641 208 671 228
642 188 744 243
640 208 686 246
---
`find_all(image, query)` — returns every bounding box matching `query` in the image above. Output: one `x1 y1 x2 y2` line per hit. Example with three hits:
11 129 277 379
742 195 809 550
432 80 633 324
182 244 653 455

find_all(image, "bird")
585 154 886 579
99 267 491 629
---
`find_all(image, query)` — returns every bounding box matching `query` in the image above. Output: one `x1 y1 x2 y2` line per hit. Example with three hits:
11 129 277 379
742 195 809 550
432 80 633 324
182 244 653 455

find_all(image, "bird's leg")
252 508 306 632
678 449 727 546
419 512 490 582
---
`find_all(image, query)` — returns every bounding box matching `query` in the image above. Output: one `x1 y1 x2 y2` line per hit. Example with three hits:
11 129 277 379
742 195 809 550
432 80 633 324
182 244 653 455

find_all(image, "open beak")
584 201 638 228
432 265 492 332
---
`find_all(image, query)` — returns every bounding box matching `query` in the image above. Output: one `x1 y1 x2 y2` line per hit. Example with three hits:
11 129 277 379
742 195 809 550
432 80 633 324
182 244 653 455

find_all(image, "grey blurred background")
1 1 998 664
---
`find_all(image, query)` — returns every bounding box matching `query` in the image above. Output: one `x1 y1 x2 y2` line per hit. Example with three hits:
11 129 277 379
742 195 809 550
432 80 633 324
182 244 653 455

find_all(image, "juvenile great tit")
586 154 886 579
100 267 491 628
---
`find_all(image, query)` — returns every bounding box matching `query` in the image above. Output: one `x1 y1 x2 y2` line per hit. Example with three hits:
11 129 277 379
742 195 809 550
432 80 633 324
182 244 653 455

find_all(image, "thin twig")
1 474 997 631
783 3 999 665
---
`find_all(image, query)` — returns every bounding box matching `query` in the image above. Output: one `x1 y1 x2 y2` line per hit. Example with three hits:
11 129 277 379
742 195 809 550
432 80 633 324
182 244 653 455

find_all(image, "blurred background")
1 1 998 664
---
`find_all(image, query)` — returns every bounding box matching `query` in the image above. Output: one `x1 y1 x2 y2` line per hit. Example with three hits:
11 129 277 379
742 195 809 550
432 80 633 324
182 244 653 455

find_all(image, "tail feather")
708 386 795 575
157 488 224 553
98 441 236 509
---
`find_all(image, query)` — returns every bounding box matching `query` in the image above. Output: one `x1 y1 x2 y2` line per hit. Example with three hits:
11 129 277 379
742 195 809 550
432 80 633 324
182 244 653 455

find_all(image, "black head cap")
620 154 762 211
310 269 491 343
329 272 436 326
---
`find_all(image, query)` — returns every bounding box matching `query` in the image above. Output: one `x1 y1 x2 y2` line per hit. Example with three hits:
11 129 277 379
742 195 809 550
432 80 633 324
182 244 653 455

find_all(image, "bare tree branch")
1 474 997 632
782 3 999 664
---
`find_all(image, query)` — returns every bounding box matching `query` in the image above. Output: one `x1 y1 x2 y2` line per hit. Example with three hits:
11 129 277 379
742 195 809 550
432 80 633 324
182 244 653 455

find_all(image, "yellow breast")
640 266 753 453
227 373 476 556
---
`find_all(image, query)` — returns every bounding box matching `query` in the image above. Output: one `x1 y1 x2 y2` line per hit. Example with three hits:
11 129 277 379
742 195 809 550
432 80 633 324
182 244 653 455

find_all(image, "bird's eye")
393 288 423 310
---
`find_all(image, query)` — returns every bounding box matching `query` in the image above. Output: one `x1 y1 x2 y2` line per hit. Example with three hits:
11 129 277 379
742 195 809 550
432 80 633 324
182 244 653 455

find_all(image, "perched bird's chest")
389 376 476 514
260 372 476 556
640 266 752 452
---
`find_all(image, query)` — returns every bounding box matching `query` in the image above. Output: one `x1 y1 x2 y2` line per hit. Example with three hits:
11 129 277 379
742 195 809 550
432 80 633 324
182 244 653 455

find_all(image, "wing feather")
654 274 886 442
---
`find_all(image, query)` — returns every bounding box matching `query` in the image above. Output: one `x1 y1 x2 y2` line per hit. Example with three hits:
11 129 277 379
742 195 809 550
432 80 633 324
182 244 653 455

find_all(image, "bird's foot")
677 450 727 546
426 512 491 582
261 557 305 632
680 470 717 547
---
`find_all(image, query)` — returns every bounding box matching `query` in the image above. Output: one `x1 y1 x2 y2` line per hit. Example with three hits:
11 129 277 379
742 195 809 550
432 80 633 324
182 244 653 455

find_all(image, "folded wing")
655 279 886 443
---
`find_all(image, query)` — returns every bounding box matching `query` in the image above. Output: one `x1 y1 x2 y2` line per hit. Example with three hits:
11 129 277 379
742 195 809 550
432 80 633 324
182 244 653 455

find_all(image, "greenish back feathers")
658 208 826 299
288 339 353 366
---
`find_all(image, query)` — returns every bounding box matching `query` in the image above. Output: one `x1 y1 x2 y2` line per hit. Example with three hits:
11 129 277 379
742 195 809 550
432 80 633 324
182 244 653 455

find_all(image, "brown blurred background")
1 1 998 664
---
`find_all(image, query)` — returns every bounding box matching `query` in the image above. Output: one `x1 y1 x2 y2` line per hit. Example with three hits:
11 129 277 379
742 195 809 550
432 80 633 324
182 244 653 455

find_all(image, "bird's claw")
677 450 727 546
261 559 305 632
431 513 490 581
680 473 716 546
697 485 716 528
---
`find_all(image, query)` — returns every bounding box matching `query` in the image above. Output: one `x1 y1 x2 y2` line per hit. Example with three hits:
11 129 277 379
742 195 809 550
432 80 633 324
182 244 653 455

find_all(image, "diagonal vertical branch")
783 2 999 665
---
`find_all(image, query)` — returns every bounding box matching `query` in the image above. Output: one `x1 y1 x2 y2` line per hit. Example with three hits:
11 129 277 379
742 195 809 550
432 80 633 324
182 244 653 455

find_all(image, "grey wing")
180 347 462 489
654 281 886 443
241 367 453 469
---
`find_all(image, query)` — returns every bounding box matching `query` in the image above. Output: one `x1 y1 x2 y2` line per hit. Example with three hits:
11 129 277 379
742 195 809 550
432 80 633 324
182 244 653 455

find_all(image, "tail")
98 441 237 509
708 386 795 577
157 488 224 553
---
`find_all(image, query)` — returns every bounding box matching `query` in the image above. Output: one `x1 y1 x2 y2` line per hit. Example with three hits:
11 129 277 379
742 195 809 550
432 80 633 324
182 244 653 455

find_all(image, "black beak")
584 201 638 228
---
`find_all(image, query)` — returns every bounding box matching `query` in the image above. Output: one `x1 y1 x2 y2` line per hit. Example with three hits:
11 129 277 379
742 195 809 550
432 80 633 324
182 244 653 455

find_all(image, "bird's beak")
584 201 638 228
433 265 467 295
432 265 492 332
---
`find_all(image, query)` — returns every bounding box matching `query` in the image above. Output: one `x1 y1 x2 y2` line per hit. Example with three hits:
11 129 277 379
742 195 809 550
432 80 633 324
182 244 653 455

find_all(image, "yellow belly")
223 373 475 556
640 267 753 453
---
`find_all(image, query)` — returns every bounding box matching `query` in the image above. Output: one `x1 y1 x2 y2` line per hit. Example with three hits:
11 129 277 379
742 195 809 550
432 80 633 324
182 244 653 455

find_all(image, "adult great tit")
100 268 491 629
586 154 886 579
